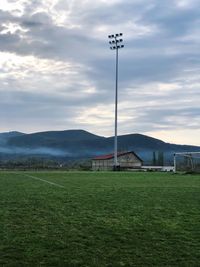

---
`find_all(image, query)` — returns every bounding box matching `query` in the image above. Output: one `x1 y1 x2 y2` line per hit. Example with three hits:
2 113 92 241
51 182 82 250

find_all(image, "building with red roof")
92 151 143 171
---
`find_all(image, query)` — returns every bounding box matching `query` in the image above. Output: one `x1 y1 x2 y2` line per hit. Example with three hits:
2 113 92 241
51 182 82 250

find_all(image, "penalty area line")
22 173 65 188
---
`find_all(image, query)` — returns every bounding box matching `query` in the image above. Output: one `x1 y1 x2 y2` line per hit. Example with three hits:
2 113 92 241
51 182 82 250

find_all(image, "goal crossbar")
174 152 200 156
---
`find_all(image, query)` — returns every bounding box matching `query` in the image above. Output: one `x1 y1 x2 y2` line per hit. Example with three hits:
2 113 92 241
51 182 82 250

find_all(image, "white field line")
22 173 65 188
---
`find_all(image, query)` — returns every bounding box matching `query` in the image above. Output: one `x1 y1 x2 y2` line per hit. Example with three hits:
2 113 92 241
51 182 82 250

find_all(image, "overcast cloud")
0 0 200 145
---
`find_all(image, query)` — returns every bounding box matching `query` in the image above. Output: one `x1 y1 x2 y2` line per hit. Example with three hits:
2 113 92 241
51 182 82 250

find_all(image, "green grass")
0 171 200 267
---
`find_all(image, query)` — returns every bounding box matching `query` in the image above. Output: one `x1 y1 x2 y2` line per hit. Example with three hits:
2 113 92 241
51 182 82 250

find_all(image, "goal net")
174 152 200 173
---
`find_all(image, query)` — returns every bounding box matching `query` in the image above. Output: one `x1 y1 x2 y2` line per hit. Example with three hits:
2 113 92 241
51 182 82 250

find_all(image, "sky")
0 0 200 146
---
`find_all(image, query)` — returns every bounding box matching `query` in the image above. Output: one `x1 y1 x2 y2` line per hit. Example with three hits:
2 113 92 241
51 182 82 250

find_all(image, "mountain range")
0 129 199 164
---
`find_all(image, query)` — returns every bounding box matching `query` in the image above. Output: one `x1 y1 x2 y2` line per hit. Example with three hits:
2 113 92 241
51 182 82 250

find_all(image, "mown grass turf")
0 171 200 267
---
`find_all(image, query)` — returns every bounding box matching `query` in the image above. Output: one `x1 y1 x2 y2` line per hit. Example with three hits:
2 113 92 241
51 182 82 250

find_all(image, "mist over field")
0 146 68 157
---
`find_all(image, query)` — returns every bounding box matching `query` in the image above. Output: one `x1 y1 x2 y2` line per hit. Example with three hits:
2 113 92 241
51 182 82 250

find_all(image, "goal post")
174 152 200 173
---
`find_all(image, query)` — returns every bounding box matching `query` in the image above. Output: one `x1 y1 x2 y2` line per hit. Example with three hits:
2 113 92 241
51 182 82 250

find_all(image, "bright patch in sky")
0 0 25 15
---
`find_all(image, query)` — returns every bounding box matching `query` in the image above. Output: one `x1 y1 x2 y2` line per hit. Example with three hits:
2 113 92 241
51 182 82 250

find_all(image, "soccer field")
0 171 200 267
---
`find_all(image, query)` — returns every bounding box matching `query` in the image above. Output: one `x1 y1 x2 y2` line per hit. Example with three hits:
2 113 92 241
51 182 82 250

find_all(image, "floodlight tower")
108 33 124 171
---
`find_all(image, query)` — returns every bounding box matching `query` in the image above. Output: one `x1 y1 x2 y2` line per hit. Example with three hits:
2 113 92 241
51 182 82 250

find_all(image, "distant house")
92 151 143 171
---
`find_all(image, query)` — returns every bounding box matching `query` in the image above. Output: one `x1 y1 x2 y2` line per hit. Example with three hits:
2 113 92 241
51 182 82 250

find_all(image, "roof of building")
93 151 143 162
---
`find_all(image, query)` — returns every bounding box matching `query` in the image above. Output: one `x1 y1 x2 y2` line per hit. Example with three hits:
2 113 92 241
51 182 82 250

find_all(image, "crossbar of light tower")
108 33 124 171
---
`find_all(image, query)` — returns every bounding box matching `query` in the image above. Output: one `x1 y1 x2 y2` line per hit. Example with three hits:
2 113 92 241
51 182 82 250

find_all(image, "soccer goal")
174 152 200 173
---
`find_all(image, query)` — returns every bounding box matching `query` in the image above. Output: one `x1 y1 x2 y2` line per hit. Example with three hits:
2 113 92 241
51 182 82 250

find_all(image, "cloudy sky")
0 0 200 145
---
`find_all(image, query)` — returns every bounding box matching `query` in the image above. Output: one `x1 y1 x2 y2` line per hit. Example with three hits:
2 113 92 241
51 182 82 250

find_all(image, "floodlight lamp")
121 45 124 48
120 33 123 36
120 39 123 42
116 33 119 37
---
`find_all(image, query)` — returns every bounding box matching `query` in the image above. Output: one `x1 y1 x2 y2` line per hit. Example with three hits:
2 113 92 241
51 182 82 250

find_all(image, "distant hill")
0 129 200 164
0 131 25 139
7 130 103 147
0 131 25 145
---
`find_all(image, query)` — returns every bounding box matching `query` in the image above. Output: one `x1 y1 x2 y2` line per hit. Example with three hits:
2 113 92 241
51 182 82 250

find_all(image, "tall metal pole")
108 33 124 171
173 153 176 173
114 44 119 168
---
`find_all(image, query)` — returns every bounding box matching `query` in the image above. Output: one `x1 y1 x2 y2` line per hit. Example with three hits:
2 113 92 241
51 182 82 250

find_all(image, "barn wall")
118 153 142 167
92 152 142 171
92 158 113 171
